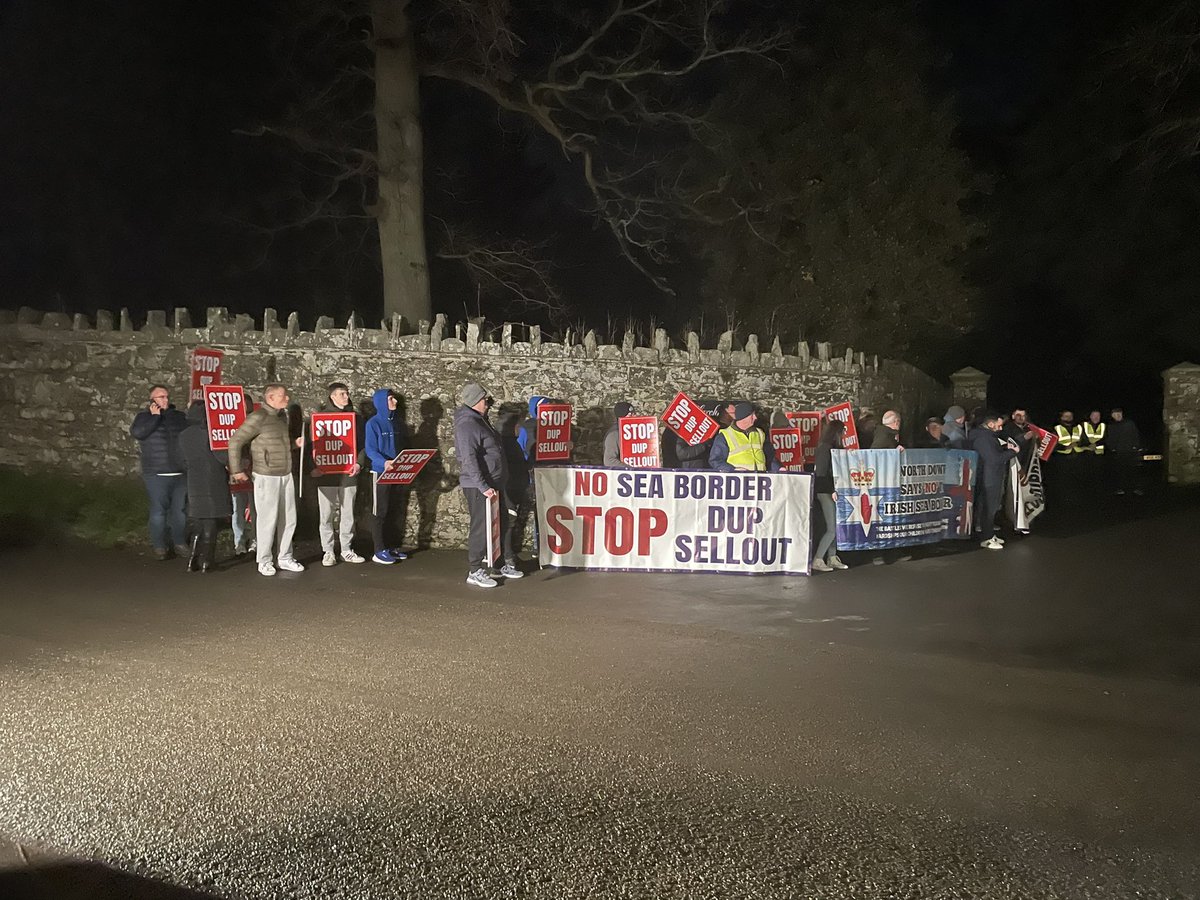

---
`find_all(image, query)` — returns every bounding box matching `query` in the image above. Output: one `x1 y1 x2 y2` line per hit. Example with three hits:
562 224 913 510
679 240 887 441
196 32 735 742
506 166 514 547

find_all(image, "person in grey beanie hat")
942 405 967 449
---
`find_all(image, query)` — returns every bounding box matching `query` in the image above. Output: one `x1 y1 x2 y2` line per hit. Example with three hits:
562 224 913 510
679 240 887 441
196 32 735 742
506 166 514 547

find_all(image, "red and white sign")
203 384 247 451
486 492 502 565
536 403 572 462
661 392 720 447
618 416 660 468
310 412 357 476
785 411 823 467
534 467 813 575
189 347 223 404
376 448 438 486
1029 425 1059 461
823 402 860 451
770 428 804 471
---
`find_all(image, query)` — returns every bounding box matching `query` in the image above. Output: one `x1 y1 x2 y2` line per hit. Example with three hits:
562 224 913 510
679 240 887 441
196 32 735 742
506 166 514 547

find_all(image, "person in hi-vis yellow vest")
709 402 780 472
1052 409 1083 503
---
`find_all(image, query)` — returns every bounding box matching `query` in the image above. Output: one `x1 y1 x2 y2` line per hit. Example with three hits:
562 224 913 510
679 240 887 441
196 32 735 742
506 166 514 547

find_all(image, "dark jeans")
143 474 188 551
465 487 512 572
370 479 408 554
976 481 1003 541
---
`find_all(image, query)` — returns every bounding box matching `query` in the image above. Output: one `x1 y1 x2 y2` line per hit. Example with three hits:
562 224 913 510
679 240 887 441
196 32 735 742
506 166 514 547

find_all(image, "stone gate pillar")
1163 362 1200 484
949 367 990 414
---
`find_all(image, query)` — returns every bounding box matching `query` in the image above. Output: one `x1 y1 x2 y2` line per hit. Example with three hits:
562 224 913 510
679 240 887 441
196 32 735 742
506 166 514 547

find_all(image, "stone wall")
1163 362 1200 485
0 306 951 547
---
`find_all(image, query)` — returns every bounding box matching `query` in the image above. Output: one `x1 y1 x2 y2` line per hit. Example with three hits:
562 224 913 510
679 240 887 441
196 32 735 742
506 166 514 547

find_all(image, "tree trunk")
372 0 430 324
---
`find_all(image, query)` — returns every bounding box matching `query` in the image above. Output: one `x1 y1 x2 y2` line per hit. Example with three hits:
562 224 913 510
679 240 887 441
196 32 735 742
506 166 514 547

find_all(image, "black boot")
199 520 219 573
187 534 201 572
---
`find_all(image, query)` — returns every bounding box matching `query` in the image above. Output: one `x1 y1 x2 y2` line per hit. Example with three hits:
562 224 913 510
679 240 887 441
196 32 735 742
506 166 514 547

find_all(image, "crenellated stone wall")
0 306 951 547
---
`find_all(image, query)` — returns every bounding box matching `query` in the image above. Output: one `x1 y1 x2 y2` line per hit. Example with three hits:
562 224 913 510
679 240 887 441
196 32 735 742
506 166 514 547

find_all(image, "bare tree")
246 0 784 323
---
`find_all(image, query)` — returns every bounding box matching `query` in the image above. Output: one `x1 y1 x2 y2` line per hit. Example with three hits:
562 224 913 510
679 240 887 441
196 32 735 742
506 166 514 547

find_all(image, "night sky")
1 0 1196 438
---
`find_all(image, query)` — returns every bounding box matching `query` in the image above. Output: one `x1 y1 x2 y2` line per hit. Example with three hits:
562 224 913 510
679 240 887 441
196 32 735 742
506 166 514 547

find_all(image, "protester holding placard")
130 384 190 560
810 417 849 572
179 402 232 573
228 383 305 576
870 410 904 450
709 402 779 473
665 397 721 470
364 388 409 566
230 390 256 556
498 409 532 563
311 383 366 567
969 411 1020 550
454 382 520 588
602 402 634 467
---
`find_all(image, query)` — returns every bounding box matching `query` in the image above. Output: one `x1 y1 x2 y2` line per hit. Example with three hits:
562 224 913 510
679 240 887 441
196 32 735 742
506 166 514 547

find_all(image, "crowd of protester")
131 382 1144 585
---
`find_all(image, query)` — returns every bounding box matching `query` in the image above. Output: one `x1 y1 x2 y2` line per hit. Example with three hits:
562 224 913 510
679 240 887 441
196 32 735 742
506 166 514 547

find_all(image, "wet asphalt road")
1 497 1198 898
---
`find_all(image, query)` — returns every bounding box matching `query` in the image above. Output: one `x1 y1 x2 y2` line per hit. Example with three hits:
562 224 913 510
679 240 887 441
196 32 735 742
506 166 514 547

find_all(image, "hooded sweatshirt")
365 389 406 474
498 410 530 498
518 395 548 464
454 404 507 491
942 406 967 449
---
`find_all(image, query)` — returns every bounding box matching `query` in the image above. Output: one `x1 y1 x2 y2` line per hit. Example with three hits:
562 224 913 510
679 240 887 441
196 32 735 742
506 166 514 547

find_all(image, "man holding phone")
130 384 190 559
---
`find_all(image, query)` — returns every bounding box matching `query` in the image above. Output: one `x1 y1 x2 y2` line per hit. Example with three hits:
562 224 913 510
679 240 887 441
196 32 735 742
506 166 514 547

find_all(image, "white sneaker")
498 563 524 579
322 551 337 567
466 568 498 588
258 563 276 577
828 555 849 570
341 550 366 564
980 538 1003 550
993 536 1006 545
277 558 305 572
811 558 833 572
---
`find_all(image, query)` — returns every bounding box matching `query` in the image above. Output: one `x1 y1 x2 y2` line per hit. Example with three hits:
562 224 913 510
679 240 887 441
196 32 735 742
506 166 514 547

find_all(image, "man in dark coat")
130 384 190 559
668 399 721 470
179 403 233 572
454 382 518 587
969 411 1019 550
870 410 904 449
1107 407 1143 495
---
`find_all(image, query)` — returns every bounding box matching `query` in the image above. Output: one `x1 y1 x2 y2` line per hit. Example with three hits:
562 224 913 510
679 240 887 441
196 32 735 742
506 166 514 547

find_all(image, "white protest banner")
618 416 661 468
203 384 246 451
376 449 437 486
662 392 720 447
310 412 357 476
535 403 572 462
534 467 812 575
189 347 223 404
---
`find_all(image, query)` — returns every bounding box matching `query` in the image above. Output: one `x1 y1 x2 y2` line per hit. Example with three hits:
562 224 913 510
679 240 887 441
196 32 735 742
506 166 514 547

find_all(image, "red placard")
661 392 720 447
823 402 860 451
376 448 438 486
310 412 357 476
1029 425 1059 461
536 403 573 461
203 384 247 451
486 493 502 564
785 411 823 467
618 416 660 468
770 428 805 471
189 347 223 404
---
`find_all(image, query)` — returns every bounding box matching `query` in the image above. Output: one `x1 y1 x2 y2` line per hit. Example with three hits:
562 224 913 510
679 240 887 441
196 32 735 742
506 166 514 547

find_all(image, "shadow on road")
0 862 220 899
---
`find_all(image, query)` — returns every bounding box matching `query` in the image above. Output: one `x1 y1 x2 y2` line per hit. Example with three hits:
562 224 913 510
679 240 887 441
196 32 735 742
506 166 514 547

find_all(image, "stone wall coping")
0 306 937 380
1162 361 1200 375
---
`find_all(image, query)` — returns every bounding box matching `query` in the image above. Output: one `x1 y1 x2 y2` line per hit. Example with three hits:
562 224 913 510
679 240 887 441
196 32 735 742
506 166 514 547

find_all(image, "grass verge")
0 466 148 548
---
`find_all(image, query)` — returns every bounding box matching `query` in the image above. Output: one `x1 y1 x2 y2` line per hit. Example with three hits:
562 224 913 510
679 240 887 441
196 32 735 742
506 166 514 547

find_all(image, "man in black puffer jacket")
969 411 1019 550
130 384 190 559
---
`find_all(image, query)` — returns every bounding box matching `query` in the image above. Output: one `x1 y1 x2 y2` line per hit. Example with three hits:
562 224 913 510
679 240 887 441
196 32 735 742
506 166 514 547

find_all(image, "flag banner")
189 347 223 404
376 449 437 486
662 392 721 447
1006 455 1046 532
785 412 823 467
832 449 978 550
769 428 804 471
536 403 572 461
310 412 357 476
823 402 860 451
618 416 661 468
534 466 812 575
1029 425 1059 461
486 492 502 565
202 384 246 451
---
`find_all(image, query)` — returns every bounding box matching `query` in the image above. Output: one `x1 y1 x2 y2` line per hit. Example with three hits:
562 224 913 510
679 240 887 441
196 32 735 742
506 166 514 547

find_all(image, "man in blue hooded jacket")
364 388 409 565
